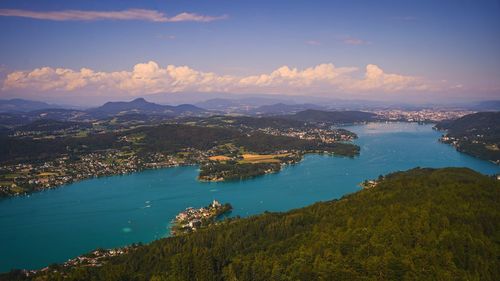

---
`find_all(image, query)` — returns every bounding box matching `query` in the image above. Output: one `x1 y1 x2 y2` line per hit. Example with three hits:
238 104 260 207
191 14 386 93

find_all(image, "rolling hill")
435 111 500 136
435 112 500 163
250 103 326 115
87 98 209 117
282 109 377 124
0 99 60 113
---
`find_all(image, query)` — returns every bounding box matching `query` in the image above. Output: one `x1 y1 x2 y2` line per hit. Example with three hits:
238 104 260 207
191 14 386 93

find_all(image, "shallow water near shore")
0 122 498 272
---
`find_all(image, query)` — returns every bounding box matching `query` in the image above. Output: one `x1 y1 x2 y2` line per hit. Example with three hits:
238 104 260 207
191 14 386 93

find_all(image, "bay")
0 122 498 272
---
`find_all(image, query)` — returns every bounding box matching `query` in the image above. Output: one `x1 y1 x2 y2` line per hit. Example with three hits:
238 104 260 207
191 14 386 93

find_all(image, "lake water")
0 122 498 272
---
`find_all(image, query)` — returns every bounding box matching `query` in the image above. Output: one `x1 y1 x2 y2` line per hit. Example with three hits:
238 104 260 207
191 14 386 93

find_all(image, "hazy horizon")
1 92 499 108
1 0 499 104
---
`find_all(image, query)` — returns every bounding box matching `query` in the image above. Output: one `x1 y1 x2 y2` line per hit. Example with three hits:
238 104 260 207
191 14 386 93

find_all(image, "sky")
0 0 499 105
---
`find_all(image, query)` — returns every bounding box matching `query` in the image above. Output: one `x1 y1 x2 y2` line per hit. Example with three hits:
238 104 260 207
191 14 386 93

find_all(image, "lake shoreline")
1 122 498 272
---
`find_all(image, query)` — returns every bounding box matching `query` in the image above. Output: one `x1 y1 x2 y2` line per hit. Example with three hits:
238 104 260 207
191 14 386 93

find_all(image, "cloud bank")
2 61 434 97
0 9 227 22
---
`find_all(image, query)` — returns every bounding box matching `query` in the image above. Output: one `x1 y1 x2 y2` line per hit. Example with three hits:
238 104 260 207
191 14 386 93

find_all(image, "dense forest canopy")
0 123 359 164
435 112 500 136
5 167 498 280
436 111 500 162
179 115 310 130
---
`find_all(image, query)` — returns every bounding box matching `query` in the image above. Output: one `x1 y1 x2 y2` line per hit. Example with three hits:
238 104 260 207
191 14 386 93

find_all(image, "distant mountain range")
0 99 61 113
2 97 498 130
0 98 211 127
87 98 208 118
250 103 326 115
194 97 291 112
195 98 334 115
281 109 377 124
4 96 499 114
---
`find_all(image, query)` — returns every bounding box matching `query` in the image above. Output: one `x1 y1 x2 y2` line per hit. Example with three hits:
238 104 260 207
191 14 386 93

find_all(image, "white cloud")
2 61 436 96
167 12 227 23
0 8 227 23
345 64 425 92
239 64 357 89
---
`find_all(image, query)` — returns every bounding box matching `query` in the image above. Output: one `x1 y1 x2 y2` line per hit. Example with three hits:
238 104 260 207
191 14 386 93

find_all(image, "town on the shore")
171 200 233 236
18 199 233 277
0 123 356 196
0 107 478 197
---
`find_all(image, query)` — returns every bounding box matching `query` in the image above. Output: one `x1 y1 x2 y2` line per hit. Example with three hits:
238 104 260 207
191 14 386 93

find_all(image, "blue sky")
0 0 499 104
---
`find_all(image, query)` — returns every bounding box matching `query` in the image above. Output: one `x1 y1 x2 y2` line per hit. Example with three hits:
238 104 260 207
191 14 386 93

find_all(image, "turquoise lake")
0 122 498 272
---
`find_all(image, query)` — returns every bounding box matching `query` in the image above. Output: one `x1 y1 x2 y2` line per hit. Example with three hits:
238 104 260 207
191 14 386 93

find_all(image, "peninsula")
171 200 233 236
0 113 359 197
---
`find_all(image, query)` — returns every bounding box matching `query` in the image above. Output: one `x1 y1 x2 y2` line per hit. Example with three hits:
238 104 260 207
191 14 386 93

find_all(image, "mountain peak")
131 98 148 103
89 98 208 117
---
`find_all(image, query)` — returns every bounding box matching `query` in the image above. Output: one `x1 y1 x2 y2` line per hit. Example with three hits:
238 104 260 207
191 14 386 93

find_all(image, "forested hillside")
6 167 499 281
435 111 500 135
436 112 500 163
0 123 358 164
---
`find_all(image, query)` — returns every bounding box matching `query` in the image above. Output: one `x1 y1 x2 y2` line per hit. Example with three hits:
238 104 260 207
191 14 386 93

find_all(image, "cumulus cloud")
2 61 434 96
239 64 357 90
346 64 425 92
0 8 227 23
